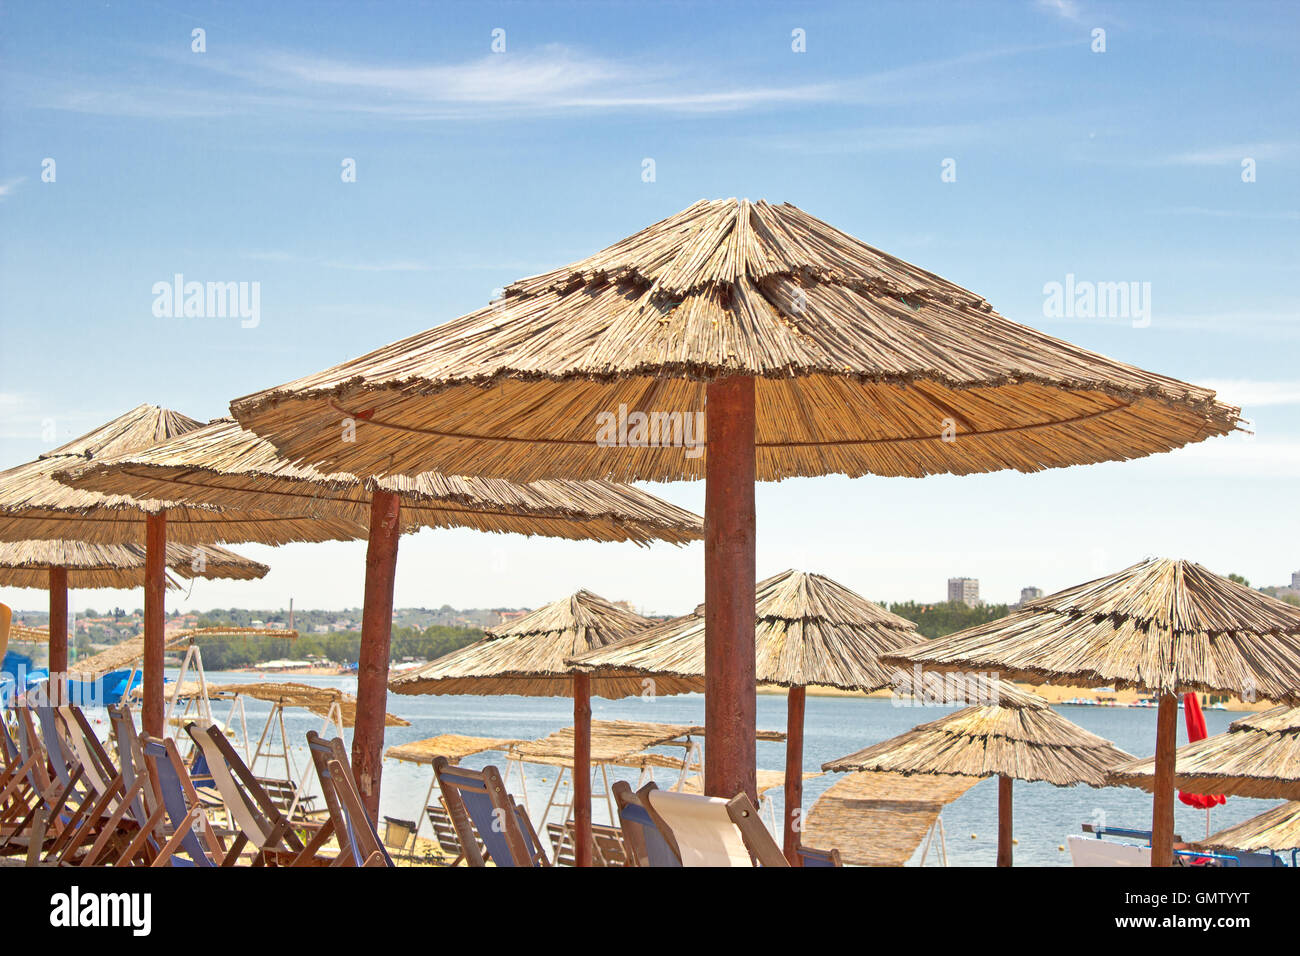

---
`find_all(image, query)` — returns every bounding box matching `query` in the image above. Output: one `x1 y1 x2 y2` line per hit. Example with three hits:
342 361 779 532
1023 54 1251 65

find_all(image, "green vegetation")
886 601 1012 640
1228 573 1250 587
190 622 486 669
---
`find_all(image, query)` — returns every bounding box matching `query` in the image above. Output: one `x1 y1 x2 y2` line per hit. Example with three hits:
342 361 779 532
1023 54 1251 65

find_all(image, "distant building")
1020 586 1044 606
948 577 980 608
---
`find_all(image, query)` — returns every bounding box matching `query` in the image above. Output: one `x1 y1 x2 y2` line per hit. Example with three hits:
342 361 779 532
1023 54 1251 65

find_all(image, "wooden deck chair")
646 789 789 867
425 799 480 866
546 821 629 866
304 731 391 867
0 713 43 842
184 722 314 866
612 780 681 867
432 756 550 868
128 734 228 867
0 707 86 859
797 846 843 867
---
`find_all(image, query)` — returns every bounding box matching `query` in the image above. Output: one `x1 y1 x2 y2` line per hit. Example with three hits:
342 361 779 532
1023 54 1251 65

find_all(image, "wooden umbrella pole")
997 774 1013 867
703 375 757 804
1151 693 1178 867
573 672 593 867
783 684 806 865
353 489 401 824
48 566 68 704
143 511 167 737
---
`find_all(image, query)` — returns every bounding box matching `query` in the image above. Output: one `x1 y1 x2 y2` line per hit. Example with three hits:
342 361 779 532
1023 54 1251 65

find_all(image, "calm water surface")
160 670 1278 866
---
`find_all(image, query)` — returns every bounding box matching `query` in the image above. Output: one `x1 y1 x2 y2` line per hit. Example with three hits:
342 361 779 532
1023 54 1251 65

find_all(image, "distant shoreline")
757 683 1269 712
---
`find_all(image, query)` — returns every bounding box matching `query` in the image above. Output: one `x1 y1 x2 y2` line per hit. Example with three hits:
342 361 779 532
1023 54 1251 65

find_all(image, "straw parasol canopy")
507 719 702 767
228 198 1241 483
1107 705 1300 800
1196 800 1300 853
823 681 1134 787
390 590 681 698
214 681 409 728
803 771 982 867
69 626 299 681
385 734 521 765
59 417 702 547
0 405 364 546
883 557 1300 866
568 569 920 691
0 539 268 590
227 197 1238 827
884 558 1300 704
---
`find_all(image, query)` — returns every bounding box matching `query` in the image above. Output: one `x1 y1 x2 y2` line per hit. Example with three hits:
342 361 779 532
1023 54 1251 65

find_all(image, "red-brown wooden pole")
996 774 1013 867
704 375 757 804
783 684 806 865
142 511 167 737
573 672 593 867
353 489 401 824
48 566 68 705
1151 693 1178 867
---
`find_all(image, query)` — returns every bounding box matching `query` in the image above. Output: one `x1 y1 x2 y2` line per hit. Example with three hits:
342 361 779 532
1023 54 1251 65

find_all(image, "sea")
139 668 1281 867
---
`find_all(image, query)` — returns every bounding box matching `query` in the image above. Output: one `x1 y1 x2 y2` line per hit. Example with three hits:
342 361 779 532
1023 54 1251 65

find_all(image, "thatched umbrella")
1197 800 1300 856
391 589 678 860
0 405 338 710
228 198 1240 807
884 558 1300 865
568 568 921 863
58 417 701 831
1108 705 1300 800
0 539 267 591
822 680 1134 865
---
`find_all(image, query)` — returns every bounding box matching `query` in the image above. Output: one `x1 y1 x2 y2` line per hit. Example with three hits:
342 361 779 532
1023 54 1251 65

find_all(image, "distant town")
8 571 1297 672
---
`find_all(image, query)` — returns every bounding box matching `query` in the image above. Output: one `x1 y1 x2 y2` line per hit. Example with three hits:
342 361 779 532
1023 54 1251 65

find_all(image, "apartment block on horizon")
948 577 980 608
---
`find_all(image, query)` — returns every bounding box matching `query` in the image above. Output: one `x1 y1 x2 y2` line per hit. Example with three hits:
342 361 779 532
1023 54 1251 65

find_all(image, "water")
166 670 1280 866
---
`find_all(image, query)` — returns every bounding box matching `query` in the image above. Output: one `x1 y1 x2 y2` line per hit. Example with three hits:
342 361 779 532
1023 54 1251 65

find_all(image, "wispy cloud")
1036 0 1083 22
1202 380 1300 408
0 177 25 200
1149 205 1300 221
1161 142 1297 165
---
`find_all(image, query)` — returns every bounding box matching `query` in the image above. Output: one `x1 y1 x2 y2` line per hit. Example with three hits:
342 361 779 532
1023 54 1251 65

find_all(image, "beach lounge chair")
0 706 87 860
546 820 629 866
432 756 550 867
305 731 391 867
185 722 317 866
127 734 228 866
796 846 843 867
612 780 681 867
646 788 789 867
425 799 481 865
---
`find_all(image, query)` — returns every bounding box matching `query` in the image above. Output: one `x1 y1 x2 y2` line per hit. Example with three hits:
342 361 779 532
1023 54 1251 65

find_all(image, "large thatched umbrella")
568 568 921 863
57 417 701 830
822 681 1134 866
228 198 1240 804
1108 705 1300 800
0 405 343 715
885 558 1300 866
391 589 684 862
0 539 267 591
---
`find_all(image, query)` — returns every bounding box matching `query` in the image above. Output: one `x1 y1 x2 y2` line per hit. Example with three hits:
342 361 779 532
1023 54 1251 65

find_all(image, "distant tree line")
189 621 485 669
886 601 1012 640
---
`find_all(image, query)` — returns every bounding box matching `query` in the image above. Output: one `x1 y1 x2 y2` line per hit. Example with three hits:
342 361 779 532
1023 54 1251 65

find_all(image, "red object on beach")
1178 693 1226 809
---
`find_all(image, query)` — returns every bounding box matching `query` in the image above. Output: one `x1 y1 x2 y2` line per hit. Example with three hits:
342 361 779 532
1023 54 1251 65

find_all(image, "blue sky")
1 0 1297 617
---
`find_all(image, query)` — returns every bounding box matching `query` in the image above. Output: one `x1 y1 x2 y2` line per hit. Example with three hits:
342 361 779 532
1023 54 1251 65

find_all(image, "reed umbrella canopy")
229 198 1241 482
1108 705 1300 801
568 569 919 691
823 681 1134 788
0 539 268 590
884 557 1300 704
59 418 701 547
389 589 676 698
0 405 361 547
